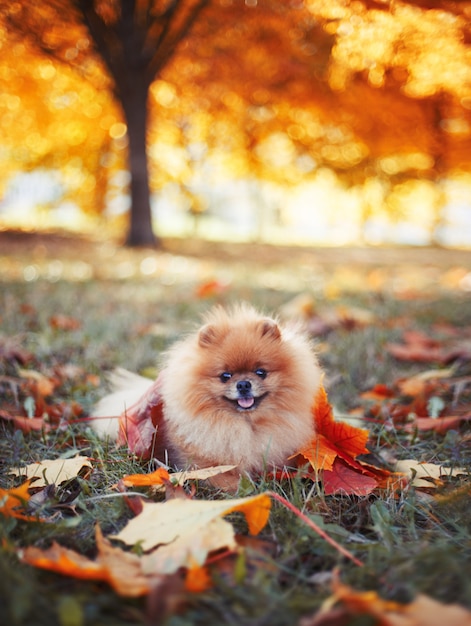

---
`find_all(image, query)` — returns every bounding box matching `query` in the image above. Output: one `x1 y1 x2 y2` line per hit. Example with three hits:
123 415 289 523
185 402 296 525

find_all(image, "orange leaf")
299 434 338 472
122 467 170 487
49 314 81 331
321 579 471 626
0 481 38 521
360 383 395 400
296 387 399 495
224 493 272 535
195 279 227 299
301 386 369 471
185 564 212 592
20 527 156 597
21 543 108 581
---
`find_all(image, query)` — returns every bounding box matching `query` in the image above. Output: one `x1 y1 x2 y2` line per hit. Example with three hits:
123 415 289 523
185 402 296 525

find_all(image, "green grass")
1 236 470 625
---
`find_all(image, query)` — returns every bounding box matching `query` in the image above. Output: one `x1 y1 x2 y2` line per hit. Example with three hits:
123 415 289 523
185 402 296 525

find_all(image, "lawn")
1 231 470 626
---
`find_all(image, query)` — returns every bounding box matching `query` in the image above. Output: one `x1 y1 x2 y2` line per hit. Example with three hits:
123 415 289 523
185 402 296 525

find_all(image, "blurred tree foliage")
0 0 470 246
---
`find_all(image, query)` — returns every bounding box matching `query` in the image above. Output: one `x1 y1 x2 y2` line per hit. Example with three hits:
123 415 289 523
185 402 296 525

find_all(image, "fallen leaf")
20 526 156 597
296 387 404 495
303 579 471 626
122 465 237 489
311 387 370 461
49 314 81 331
387 330 471 364
395 460 468 488
184 563 212 592
142 516 236 575
322 458 379 496
404 414 471 434
111 493 271 574
169 466 239 485
116 373 167 459
18 368 57 397
121 467 171 487
0 481 38 521
0 410 51 434
360 384 396 401
195 279 228 298
396 367 456 396
9 456 92 487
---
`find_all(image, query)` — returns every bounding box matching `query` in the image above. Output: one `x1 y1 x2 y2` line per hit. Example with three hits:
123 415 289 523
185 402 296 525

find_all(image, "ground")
0 229 470 626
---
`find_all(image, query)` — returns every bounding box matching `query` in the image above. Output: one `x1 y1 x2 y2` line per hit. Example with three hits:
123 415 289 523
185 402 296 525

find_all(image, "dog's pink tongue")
238 397 255 409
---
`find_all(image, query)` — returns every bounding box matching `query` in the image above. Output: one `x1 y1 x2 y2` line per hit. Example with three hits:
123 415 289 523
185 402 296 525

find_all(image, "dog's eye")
219 372 232 383
255 368 267 379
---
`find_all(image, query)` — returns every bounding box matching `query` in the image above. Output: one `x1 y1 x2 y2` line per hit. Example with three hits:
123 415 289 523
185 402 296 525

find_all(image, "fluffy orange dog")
93 304 322 489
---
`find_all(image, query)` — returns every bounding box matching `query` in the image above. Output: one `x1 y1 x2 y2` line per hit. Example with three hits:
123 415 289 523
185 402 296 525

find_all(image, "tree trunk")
122 85 158 248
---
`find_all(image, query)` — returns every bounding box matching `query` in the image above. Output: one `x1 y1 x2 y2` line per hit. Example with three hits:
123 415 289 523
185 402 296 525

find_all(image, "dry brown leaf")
395 460 468 488
9 456 92 487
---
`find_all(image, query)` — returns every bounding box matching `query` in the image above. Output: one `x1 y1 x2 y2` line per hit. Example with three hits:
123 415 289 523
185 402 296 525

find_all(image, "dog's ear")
259 318 281 340
198 324 218 347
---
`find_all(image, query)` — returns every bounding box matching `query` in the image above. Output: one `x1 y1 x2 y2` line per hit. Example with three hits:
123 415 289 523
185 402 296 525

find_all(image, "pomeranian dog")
92 304 322 489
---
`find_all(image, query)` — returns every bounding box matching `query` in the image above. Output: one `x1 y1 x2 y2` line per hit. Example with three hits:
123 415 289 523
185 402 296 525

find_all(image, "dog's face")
188 314 301 420
218 366 269 411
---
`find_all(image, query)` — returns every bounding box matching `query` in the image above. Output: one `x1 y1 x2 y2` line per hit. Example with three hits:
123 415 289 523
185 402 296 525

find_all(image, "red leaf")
323 458 379 496
0 410 50 434
49 315 81 331
404 414 471 434
117 372 167 459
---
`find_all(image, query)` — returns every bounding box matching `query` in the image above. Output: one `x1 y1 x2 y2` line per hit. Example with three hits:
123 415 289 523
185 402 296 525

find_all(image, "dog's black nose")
237 380 252 394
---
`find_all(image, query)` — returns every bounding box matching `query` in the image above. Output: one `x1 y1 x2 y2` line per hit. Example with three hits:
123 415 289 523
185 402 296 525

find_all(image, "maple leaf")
321 458 379 496
20 526 156 597
116 373 166 459
304 579 471 626
9 456 92 487
0 481 38 521
297 386 382 495
111 494 271 575
122 466 238 488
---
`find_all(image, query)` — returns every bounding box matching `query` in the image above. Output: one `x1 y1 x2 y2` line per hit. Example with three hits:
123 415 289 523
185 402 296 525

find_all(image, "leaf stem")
267 491 364 567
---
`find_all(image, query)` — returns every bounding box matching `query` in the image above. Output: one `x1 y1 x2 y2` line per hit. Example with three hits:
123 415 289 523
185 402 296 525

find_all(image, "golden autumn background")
1 0 471 248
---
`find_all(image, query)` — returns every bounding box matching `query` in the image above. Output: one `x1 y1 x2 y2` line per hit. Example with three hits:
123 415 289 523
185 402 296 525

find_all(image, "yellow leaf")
112 493 271 574
9 456 92 487
142 516 235 575
395 460 468 488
